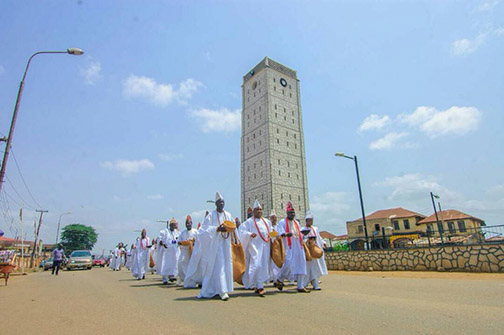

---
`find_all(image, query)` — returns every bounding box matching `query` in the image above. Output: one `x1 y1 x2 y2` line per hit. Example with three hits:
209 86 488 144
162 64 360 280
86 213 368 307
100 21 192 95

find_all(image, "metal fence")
345 224 504 250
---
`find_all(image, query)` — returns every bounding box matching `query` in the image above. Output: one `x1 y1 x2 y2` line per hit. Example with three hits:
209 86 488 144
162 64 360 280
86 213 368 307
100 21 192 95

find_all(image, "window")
278 170 281 176
286 141 289 147
298 195 300 201
294 134 297 139
273 78 276 82
287 161 290 167
286 131 289 136
247 137 249 143
297 174 299 179
292 119 295 124
288 172 290 178
294 144 297 149
275 113 278 118
259 140 262 146
281 193 283 199
374 224 380 232
278 159 280 164
253 133 255 139
437 222 444 233
403 219 410 230
358 225 363 233
448 221 456 233
457 220 467 232
253 163 256 168
289 84 291 89
276 138 279 144
275 104 277 109
427 224 433 234
260 160 262 166
392 220 399 230
290 93 292 98
284 116 287 121
276 128 279 134
284 107 286 112
274 86 276 91
254 174 256 179
289 194 292 200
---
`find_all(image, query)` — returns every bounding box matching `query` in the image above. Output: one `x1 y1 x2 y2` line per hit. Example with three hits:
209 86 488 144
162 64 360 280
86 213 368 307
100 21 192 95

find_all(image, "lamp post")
56 211 72 244
430 192 444 246
0 48 84 195
335 153 370 250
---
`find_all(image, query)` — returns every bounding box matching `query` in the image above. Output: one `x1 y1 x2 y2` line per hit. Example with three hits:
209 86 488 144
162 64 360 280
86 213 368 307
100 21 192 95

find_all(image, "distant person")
133 229 152 280
52 244 65 276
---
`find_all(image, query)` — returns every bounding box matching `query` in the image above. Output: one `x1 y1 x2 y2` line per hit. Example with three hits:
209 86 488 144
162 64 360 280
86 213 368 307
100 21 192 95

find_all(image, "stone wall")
325 244 504 273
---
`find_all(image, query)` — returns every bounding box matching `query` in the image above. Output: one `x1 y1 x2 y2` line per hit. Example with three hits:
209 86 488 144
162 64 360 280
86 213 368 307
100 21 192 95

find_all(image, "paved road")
2 268 503 335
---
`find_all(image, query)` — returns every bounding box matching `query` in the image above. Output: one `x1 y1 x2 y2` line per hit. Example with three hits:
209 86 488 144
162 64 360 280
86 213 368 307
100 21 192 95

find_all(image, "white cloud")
374 173 462 203
147 194 164 200
0 65 5 76
477 0 500 11
399 106 481 138
452 33 487 55
80 61 101 85
369 132 408 150
190 108 241 133
359 114 390 132
122 75 202 106
158 153 183 161
100 159 155 176
486 184 504 195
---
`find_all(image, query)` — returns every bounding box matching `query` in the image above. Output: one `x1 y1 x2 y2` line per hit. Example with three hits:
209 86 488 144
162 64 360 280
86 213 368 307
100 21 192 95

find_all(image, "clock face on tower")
280 78 287 87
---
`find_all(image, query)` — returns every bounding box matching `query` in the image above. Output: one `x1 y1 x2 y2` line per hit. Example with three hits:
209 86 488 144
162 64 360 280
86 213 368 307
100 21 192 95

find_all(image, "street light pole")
56 212 71 244
335 153 370 250
0 48 84 195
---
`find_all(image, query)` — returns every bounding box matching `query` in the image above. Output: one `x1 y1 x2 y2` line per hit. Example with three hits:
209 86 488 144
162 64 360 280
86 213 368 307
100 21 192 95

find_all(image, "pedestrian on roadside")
52 244 65 276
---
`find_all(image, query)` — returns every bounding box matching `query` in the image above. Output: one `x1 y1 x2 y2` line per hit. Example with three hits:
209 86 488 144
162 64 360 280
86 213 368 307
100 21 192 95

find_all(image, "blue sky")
0 0 503 253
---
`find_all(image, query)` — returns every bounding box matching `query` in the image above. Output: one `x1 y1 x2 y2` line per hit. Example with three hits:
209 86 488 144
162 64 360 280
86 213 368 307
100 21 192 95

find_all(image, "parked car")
43 258 54 271
92 255 106 267
67 250 92 270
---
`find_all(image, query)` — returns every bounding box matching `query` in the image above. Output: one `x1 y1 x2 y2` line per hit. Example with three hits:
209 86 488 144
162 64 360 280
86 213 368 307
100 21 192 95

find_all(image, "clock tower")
241 57 309 220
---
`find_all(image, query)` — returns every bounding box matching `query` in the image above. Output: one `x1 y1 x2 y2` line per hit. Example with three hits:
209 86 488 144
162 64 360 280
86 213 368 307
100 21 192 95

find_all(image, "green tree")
60 224 98 254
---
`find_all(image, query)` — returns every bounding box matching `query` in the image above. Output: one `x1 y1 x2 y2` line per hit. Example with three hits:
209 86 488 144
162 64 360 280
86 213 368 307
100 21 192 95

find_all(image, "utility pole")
30 209 48 268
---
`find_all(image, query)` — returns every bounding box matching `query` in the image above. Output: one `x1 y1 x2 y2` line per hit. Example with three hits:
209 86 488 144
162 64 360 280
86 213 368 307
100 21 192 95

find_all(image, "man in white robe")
125 244 133 270
240 200 273 296
302 211 328 290
276 201 310 293
133 229 151 280
113 243 123 271
177 215 198 286
184 211 210 288
158 218 180 284
197 192 234 301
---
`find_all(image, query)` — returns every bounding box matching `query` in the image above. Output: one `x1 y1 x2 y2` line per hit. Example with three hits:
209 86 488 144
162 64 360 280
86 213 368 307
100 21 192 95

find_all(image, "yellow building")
417 209 485 243
346 207 426 250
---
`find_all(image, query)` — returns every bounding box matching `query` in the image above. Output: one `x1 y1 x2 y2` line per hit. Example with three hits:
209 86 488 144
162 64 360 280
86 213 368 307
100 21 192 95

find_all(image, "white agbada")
133 237 150 279
113 247 121 271
125 249 133 270
184 228 207 288
276 218 307 281
302 225 328 288
157 228 180 278
197 210 234 298
109 252 115 270
240 216 273 289
178 228 198 282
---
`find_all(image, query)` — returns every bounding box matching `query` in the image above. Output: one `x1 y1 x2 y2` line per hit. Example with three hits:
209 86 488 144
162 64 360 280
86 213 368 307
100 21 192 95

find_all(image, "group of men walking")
110 191 328 301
